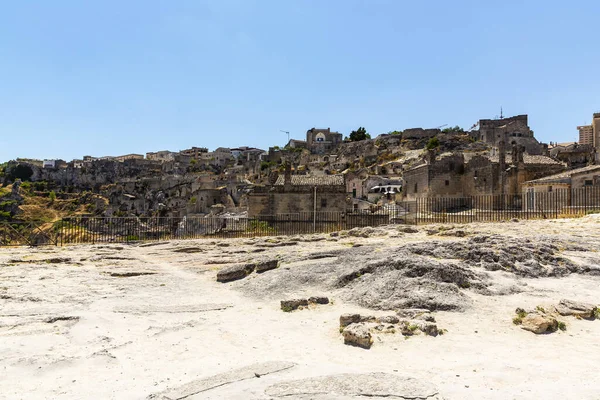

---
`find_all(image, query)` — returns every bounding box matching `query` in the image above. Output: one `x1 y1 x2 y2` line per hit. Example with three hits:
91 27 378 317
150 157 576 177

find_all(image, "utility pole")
280 130 290 144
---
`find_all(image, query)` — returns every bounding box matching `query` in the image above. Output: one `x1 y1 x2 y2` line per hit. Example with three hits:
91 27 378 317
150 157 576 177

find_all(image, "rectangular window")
445 180 449 186
585 180 593 186
321 198 327 208
414 183 418 193
548 186 553 192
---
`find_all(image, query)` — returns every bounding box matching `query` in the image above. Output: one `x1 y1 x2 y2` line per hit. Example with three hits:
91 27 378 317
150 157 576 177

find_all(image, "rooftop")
275 175 344 186
525 164 600 185
485 154 563 166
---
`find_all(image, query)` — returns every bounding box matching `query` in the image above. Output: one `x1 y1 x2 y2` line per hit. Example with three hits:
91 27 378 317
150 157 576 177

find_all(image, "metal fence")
3 187 600 246
410 187 600 224
56 211 393 245
0 221 59 246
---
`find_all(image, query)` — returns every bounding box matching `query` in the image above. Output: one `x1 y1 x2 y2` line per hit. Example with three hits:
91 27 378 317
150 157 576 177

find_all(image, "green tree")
348 127 371 142
441 126 465 134
48 191 57 203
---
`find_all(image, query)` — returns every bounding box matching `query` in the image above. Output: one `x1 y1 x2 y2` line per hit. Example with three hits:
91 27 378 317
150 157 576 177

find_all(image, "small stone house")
247 169 347 217
522 164 600 210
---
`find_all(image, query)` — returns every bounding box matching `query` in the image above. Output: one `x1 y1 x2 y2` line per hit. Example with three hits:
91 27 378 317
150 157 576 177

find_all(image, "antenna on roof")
280 130 290 143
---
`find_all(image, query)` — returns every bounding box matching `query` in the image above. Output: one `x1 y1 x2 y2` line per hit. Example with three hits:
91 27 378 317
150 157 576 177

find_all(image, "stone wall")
248 185 347 216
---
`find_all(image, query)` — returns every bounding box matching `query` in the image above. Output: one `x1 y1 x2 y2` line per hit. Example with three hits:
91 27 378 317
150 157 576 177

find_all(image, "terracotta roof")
275 175 344 186
525 164 600 184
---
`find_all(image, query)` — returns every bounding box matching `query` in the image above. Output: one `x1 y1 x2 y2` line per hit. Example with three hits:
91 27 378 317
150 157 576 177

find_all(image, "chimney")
498 134 506 171
284 162 292 189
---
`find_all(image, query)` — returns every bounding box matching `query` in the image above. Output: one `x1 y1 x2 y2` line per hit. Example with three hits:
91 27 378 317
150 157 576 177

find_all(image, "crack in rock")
113 304 232 314
148 361 296 399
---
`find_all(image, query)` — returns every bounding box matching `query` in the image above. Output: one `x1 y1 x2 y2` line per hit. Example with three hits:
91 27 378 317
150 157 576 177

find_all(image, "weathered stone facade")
247 171 347 216
402 148 565 201
306 128 343 154
549 143 595 169
477 115 544 155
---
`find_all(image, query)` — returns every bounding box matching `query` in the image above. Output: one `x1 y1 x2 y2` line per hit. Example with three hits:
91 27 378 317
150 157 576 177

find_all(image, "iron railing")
0 221 59 246
3 187 600 246
56 211 393 245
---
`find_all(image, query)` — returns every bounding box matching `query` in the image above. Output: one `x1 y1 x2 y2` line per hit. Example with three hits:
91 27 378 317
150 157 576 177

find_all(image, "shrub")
426 137 440 150
557 321 567 331
48 191 57 203
247 220 275 233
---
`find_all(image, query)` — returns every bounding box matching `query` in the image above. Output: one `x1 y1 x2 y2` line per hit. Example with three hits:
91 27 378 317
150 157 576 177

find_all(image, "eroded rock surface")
265 372 444 399
149 361 296 399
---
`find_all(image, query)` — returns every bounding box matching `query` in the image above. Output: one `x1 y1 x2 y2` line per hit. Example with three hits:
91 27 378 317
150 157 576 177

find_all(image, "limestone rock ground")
1 216 600 399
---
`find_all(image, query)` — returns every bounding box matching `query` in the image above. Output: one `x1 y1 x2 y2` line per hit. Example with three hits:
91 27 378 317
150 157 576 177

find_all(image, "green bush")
426 137 440 150
247 220 275 233
49 191 57 202
0 200 17 210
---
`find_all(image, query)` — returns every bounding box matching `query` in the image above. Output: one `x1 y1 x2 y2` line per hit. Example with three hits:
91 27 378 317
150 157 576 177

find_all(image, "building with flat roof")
578 125 594 145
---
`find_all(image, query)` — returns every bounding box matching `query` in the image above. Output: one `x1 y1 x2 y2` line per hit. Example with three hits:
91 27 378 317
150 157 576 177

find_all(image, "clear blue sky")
1 0 599 162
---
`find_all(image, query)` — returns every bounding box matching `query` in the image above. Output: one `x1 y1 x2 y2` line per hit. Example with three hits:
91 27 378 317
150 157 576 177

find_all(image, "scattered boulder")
520 313 558 334
281 296 330 311
397 308 432 319
340 313 361 327
555 299 598 319
308 296 329 305
411 320 439 337
255 259 279 273
342 323 373 349
376 315 400 324
398 320 418 336
217 263 255 283
281 299 309 312
398 226 419 234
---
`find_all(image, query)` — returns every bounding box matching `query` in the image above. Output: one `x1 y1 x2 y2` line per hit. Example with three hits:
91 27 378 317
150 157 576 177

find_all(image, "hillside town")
1 111 599 222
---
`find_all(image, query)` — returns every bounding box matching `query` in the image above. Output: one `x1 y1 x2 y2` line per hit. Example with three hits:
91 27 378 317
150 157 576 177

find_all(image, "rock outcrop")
217 263 255 283
342 323 373 349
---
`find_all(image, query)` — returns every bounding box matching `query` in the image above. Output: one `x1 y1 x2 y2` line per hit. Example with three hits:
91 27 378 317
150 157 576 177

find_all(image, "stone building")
247 167 347 217
549 142 595 169
523 164 600 192
306 128 343 154
577 113 600 157
146 150 177 162
113 154 144 162
402 143 564 201
477 115 544 154
522 164 600 211
180 147 208 160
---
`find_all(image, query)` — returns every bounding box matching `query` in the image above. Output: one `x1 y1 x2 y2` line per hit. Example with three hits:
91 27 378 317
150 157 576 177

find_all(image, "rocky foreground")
1 217 600 399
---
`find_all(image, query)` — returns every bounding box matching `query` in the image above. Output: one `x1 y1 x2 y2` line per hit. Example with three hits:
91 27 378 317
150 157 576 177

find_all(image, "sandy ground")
1 218 600 399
